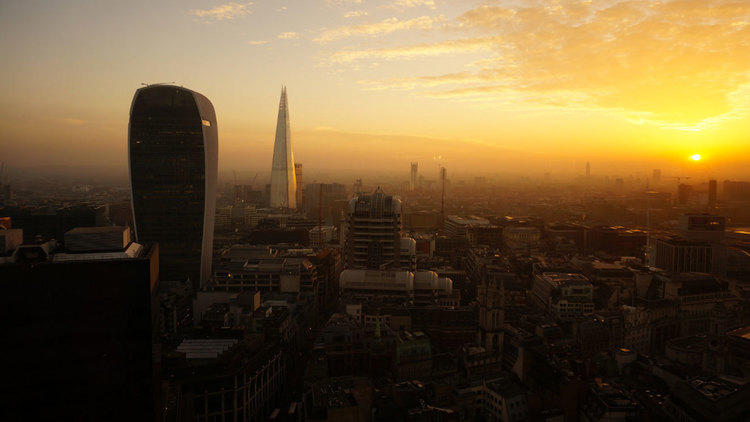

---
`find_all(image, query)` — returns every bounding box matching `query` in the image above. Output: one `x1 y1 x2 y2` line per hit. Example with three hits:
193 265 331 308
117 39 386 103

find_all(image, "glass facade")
128 85 217 285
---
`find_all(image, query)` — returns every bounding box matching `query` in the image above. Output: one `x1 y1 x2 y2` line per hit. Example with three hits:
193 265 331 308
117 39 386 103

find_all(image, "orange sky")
1 0 748 180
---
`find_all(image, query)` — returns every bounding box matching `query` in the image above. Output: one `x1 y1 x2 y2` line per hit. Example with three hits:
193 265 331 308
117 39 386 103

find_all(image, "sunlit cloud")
188 2 253 21
343 10 369 18
277 31 299 39
446 0 750 124
314 15 445 43
388 0 436 10
247 40 268 45
358 71 501 90
330 36 500 63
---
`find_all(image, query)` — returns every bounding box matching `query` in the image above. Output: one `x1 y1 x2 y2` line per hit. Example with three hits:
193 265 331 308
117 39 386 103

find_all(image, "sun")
690 154 701 161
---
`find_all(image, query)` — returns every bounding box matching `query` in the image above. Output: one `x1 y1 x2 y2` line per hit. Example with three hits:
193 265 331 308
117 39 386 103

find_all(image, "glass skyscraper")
128 85 218 286
270 86 297 209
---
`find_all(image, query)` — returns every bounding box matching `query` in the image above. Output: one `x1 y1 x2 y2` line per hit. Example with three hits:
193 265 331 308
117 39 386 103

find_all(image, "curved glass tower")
270 86 297 209
128 85 217 286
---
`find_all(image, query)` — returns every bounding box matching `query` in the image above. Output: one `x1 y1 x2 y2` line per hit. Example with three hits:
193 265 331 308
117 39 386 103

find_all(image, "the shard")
270 86 297 209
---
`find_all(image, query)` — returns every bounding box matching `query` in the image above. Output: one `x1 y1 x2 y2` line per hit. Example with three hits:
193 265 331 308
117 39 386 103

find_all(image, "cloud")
189 2 253 21
277 32 299 39
247 40 268 45
389 0 436 10
358 71 503 90
342 0 750 126
330 36 500 63
315 15 445 43
446 0 750 124
343 10 369 18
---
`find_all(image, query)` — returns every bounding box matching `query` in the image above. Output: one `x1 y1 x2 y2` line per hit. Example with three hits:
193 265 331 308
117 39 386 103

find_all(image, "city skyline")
1 0 749 178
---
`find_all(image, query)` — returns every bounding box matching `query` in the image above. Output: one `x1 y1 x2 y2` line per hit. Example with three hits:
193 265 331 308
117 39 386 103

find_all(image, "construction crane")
250 172 259 189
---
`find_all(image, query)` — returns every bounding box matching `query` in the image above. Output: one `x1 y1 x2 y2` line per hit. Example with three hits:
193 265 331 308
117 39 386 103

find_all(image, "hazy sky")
1 0 748 180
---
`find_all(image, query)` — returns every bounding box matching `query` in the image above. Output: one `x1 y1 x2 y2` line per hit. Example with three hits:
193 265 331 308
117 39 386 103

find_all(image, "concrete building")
344 188 402 269
444 215 490 239
503 226 541 252
532 272 594 320
339 269 452 300
128 84 217 286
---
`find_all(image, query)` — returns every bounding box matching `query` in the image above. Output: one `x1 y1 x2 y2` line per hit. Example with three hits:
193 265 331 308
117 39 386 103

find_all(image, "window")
202 119 211 127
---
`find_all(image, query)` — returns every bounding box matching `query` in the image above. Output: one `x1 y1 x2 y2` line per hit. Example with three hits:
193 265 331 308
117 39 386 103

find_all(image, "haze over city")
3 1 750 421
2 0 749 180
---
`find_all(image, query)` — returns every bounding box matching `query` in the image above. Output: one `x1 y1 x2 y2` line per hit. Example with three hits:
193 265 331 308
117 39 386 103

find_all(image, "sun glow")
691 154 702 161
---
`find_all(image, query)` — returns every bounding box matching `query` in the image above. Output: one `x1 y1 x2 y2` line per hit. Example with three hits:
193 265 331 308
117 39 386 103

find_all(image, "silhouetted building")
678 183 693 205
294 162 303 209
128 84 217 285
0 237 159 420
709 179 717 209
410 162 418 191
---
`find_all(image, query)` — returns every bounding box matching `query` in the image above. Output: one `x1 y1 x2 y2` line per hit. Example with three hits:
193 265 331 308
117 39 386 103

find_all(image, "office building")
344 188 402 269
270 86 297 209
128 84 217 285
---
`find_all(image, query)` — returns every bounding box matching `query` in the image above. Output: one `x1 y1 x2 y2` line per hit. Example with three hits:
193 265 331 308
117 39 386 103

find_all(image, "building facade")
128 84 217 285
344 188 402 269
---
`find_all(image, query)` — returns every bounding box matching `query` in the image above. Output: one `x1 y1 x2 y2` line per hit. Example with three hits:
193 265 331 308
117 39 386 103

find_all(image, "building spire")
270 86 297 209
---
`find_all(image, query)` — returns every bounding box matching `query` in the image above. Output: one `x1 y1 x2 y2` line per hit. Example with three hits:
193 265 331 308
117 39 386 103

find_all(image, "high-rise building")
270 86 297 209
128 84 218 285
295 163 303 209
344 188 402 269
585 161 591 178
708 179 717 209
409 162 418 191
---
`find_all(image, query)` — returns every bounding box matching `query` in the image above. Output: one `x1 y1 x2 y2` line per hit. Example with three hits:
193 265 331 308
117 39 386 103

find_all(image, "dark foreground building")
129 84 218 286
0 236 159 420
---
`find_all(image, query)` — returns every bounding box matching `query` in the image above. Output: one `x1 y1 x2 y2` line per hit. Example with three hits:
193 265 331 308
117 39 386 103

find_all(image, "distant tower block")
270 86 297 209
409 162 418 191
586 161 591 178
294 163 303 209
652 169 662 186
708 179 717 209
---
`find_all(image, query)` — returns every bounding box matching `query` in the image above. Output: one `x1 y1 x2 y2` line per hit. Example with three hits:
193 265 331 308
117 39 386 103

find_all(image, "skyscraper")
270 86 297 209
585 161 591 178
128 84 218 286
409 162 418 191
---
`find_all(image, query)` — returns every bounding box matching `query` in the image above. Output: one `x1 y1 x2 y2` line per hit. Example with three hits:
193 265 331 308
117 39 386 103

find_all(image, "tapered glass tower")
128 84 218 286
270 86 297 209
